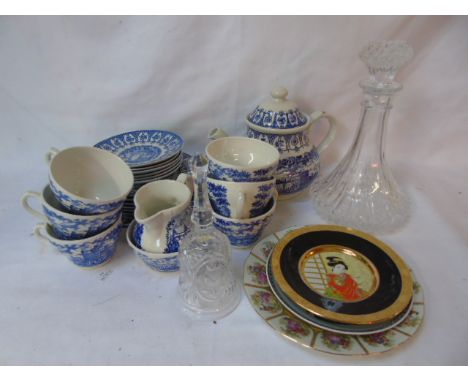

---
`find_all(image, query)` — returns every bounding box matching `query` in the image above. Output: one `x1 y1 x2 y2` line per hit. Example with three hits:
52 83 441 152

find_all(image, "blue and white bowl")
22 185 121 240
126 220 179 272
47 146 134 215
212 190 278 248
34 217 122 268
94 130 184 168
206 136 279 182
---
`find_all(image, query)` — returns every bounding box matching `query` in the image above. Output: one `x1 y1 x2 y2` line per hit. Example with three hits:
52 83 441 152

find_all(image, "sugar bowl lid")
246 86 309 130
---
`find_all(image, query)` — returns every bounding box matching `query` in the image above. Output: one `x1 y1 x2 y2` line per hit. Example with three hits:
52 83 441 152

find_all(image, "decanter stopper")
177 153 241 320
359 41 413 92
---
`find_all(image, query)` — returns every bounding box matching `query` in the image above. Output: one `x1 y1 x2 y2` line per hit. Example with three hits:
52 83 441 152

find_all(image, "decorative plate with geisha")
270 225 413 325
266 254 413 335
244 228 424 356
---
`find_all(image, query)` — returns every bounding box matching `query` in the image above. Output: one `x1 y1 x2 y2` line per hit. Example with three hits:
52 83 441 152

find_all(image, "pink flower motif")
249 263 268 285
363 332 392 347
286 319 308 335
260 292 271 303
322 331 351 349
280 317 310 338
258 272 268 284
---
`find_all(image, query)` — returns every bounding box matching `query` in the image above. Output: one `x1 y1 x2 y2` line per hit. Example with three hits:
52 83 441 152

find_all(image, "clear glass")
178 154 240 320
311 41 413 234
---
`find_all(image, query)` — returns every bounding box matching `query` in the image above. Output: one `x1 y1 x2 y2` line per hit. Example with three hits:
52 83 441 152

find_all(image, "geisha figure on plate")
299 245 379 303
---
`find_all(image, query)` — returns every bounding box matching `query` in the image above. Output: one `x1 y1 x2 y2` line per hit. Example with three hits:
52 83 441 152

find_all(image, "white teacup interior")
50 147 133 201
207 137 278 168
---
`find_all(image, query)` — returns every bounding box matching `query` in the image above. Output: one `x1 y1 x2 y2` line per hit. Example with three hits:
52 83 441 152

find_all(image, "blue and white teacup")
207 177 276 219
21 185 121 240
205 136 279 182
47 146 134 215
33 217 122 267
212 190 278 248
126 220 179 272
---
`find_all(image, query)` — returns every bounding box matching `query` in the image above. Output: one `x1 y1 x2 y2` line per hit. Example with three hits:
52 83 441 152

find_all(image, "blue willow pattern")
249 184 275 217
247 107 308 129
207 182 231 217
119 146 162 165
136 251 179 272
134 208 191 253
94 130 184 166
164 207 191 253
134 222 144 248
247 127 321 195
43 206 120 240
50 222 122 267
276 167 319 196
247 128 310 153
208 162 275 182
213 214 273 247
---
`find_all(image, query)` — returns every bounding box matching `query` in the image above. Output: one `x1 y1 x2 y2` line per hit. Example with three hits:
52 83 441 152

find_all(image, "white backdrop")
1 16 467 365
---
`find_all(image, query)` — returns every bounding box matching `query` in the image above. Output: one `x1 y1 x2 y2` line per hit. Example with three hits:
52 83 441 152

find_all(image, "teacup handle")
45 147 61 164
233 191 246 219
208 128 229 140
176 173 188 185
309 111 338 154
21 191 47 221
33 222 49 242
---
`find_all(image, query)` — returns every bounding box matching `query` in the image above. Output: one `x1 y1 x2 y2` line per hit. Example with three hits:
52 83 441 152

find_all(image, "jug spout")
133 179 192 253
208 128 229 140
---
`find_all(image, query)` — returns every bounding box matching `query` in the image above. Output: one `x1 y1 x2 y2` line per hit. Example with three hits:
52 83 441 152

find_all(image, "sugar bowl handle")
309 111 338 154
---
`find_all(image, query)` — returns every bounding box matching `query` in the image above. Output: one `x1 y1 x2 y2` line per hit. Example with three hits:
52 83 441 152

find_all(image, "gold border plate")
244 227 424 356
271 225 413 325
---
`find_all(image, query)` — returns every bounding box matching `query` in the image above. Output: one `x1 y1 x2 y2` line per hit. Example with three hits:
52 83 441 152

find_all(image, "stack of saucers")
94 130 186 227
263 225 415 336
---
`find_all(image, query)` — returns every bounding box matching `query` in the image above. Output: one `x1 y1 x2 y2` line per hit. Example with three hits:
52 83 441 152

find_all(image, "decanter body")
312 41 413 234
178 154 240 319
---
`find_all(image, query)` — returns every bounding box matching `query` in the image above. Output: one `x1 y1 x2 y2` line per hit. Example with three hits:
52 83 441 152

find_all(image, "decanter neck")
352 91 393 166
359 78 402 97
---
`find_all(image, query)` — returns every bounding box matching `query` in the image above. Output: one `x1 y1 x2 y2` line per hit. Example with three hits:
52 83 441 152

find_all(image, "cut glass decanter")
311 41 414 234
178 153 240 319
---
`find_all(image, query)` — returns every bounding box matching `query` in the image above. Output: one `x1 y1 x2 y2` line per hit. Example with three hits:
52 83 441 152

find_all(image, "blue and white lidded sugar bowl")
245 86 337 199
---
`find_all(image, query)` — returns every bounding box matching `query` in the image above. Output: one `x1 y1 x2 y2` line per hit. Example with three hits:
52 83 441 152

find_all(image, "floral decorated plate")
244 228 424 356
270 225 413 325
94 130 184 168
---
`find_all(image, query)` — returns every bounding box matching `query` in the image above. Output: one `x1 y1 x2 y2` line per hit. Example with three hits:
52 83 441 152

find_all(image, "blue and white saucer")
94 130 184 168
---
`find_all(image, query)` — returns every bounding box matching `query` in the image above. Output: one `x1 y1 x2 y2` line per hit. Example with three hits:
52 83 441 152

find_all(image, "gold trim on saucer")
270 225 413 325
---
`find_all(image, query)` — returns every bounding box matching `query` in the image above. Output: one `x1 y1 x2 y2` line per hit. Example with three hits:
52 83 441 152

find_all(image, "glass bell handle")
309 110 338 154
189 153 213 226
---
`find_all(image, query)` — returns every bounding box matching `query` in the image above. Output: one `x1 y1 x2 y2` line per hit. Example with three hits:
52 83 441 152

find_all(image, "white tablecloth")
1 15 467 365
